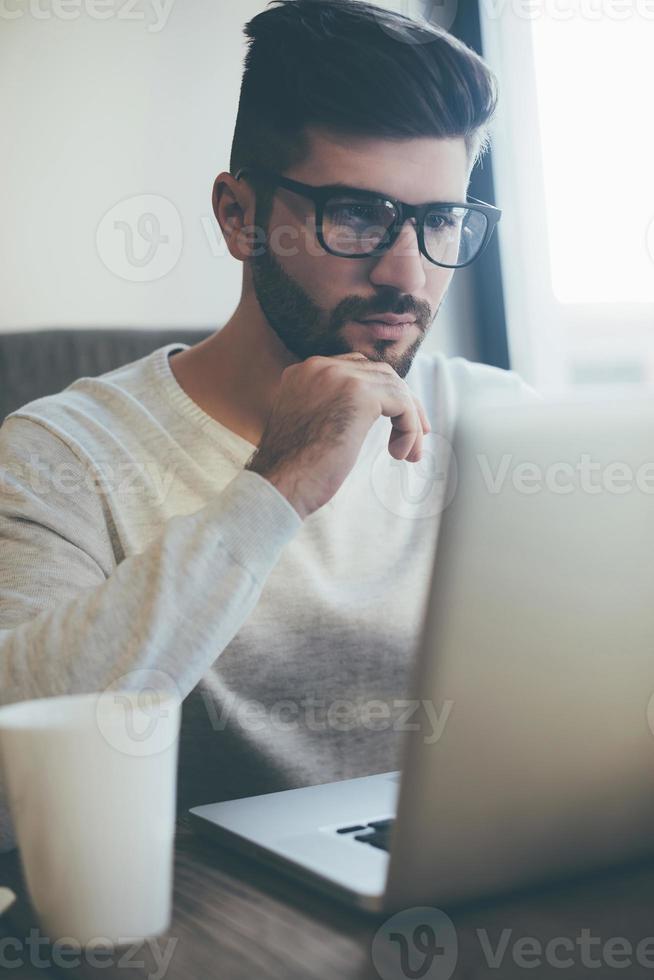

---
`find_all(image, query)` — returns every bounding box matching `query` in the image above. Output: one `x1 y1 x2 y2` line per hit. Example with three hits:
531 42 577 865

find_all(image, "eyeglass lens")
321 196 488 267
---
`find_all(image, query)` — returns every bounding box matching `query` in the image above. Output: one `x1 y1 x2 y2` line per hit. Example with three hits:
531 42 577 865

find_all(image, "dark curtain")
448 3 511 370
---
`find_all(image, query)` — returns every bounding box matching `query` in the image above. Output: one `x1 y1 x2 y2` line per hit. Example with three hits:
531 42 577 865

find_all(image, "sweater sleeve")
0 415 303 852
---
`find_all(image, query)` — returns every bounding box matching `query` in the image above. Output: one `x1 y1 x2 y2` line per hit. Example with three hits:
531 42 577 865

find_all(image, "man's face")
248 128 472 379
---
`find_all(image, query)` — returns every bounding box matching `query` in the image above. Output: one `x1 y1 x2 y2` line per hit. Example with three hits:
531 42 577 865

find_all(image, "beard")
249 235 435 380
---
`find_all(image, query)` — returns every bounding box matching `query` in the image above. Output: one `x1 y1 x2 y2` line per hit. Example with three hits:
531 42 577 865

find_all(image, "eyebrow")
325 181 387 194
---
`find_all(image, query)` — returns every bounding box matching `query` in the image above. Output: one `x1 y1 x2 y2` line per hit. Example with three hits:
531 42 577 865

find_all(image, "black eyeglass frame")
234 166 502 270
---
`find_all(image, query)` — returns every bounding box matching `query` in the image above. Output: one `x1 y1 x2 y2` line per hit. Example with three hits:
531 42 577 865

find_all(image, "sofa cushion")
0 328 212 424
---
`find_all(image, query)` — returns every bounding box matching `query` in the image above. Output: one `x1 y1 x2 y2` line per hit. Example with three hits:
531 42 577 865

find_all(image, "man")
0 0 534 850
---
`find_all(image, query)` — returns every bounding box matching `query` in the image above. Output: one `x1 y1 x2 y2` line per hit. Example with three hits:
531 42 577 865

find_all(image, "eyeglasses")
234 167 501 270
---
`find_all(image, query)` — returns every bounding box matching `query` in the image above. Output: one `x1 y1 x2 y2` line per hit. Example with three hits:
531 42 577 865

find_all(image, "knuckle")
285 355 322 379
376 362 397 376
345 375 368 399
322 358 343 372
320 361 344 383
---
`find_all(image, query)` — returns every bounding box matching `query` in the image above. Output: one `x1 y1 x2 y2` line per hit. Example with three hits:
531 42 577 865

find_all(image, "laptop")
189 390 654 912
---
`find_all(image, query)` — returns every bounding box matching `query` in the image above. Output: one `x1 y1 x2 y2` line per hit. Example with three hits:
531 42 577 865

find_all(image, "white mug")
0 687 181 947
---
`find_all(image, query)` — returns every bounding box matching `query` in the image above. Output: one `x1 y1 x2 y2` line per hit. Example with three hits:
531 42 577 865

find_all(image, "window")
480 3 654 388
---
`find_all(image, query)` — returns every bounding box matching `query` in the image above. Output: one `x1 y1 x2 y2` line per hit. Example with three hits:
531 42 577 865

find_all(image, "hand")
245 353 431 520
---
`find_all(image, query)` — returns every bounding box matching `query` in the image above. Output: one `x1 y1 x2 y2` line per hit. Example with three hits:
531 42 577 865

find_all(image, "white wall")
0 0 476 359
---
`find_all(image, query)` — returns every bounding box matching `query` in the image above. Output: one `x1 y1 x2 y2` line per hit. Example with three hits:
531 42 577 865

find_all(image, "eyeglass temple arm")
467 194 501 211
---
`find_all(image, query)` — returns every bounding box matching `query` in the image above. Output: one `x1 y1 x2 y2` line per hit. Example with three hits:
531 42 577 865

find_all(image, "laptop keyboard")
336 817 394 851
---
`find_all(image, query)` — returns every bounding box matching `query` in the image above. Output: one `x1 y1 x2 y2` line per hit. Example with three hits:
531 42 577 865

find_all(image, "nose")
368 216 427 294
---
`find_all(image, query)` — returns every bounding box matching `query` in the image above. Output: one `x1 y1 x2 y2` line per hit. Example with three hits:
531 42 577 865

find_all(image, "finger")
389 391 427 459
352 363 431 436
389 413 422 462
413 396 431 435
406 402 424 462
401 419 423 463
356 370 426 459
377 386 422 462
388 391 424 463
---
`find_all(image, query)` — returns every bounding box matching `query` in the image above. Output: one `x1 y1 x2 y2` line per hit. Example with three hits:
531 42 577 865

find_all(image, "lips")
359 314 417 326
357 320 416 341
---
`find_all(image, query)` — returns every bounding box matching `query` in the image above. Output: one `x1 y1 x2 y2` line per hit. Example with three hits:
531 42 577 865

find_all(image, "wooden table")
2 813 654 979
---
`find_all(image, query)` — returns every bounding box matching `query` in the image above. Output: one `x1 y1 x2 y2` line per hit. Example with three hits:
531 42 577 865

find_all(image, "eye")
329 201 394 224
425 211 457 231
336 205 373 221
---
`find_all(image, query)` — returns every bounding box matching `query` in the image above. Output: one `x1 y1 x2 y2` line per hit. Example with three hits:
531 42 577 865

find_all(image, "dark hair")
230 0 498 227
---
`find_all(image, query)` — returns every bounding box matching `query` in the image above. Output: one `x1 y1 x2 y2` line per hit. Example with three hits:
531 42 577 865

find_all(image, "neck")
168 289 298 449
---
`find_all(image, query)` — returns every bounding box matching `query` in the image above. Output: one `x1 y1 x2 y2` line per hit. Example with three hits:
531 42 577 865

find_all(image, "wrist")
245 464 311 521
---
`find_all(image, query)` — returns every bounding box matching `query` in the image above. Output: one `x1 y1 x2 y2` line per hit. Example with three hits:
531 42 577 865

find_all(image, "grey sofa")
0 328 213 425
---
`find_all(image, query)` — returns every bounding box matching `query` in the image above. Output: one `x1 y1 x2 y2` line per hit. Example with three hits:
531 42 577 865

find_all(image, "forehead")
288 127 471 203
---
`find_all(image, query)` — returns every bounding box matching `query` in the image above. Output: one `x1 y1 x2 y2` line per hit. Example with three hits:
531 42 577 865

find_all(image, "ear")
212 172 263 262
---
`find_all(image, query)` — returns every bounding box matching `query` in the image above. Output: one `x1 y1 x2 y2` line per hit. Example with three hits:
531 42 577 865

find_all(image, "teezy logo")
647 216 654 266
370 432 457 520
373 0 459 38
95 668 181 757
372 907 458 980
96 194 183 282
